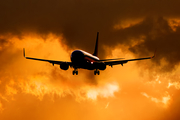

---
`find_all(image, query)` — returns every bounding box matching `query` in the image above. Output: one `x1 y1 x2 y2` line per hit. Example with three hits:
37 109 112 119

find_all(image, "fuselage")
71 50 105 70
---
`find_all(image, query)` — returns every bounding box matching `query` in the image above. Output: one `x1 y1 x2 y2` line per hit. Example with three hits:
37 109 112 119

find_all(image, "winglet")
151 49 156 58
23 48 26 58
93 32 99 57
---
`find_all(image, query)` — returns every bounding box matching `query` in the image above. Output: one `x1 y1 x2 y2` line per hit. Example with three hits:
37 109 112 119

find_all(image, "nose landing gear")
73 69 78 75
94 69 100 75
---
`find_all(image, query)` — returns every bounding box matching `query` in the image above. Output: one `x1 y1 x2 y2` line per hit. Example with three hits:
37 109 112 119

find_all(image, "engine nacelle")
60 63 69 70
94 63 106 70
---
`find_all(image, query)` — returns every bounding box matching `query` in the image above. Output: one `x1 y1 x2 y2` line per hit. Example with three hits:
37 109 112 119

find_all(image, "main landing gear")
94 69 100 75
72 69 78 75
72 69 100 75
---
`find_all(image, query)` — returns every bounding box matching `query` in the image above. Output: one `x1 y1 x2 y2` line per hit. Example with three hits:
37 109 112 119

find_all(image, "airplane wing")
23 48 72 66
104 52 155 66
98 58 125 61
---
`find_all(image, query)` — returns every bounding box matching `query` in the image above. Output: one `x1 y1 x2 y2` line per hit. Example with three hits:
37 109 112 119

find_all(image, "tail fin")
93 32 99 56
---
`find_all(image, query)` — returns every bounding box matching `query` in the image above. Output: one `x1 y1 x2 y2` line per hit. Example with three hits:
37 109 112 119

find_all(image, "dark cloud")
0 0 180 53
128 17 180 72
0 0 180 65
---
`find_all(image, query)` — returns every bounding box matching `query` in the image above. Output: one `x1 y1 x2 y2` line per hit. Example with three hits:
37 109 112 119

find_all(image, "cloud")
141 92 171 108
0 33 180 120
128 17 180 72
0 0 180 56
0 0 180 120
1 0 180 73
0 34 119 115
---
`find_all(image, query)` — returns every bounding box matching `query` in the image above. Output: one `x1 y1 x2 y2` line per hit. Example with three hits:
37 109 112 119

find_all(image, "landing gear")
73 69 78 75
94 69 100 75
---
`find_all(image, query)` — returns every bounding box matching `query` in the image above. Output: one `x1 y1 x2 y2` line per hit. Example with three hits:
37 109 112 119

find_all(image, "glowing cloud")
141 92 171 108
86 83 119 100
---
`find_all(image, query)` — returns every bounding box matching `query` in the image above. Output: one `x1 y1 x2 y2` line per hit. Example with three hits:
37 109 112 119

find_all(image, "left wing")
104 53 155 66
23 48 72 66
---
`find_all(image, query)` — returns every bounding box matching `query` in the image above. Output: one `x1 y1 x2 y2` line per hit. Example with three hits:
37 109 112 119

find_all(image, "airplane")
23 32 155 75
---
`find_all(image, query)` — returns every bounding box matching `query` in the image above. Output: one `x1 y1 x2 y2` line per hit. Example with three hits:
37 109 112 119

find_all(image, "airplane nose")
71 50 84 62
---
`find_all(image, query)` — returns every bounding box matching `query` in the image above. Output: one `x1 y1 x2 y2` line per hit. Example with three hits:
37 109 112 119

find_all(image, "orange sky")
1 0 180 120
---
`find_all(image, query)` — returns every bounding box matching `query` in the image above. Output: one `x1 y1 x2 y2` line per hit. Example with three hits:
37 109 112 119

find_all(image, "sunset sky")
0 0 180 120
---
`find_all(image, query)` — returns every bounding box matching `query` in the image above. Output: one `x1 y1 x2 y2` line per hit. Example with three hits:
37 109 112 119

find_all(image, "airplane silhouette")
23 32 155 75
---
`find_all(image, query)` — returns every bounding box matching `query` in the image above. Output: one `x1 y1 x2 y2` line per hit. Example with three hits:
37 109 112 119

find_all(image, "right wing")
98 58 125 61
104 52 155 66
23 48 72 66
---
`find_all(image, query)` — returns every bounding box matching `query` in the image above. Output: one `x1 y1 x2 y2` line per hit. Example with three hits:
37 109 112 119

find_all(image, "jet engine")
60 63 69 70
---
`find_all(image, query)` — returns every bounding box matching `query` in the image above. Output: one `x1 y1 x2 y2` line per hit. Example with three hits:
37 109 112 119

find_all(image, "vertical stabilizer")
93 32 99 56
